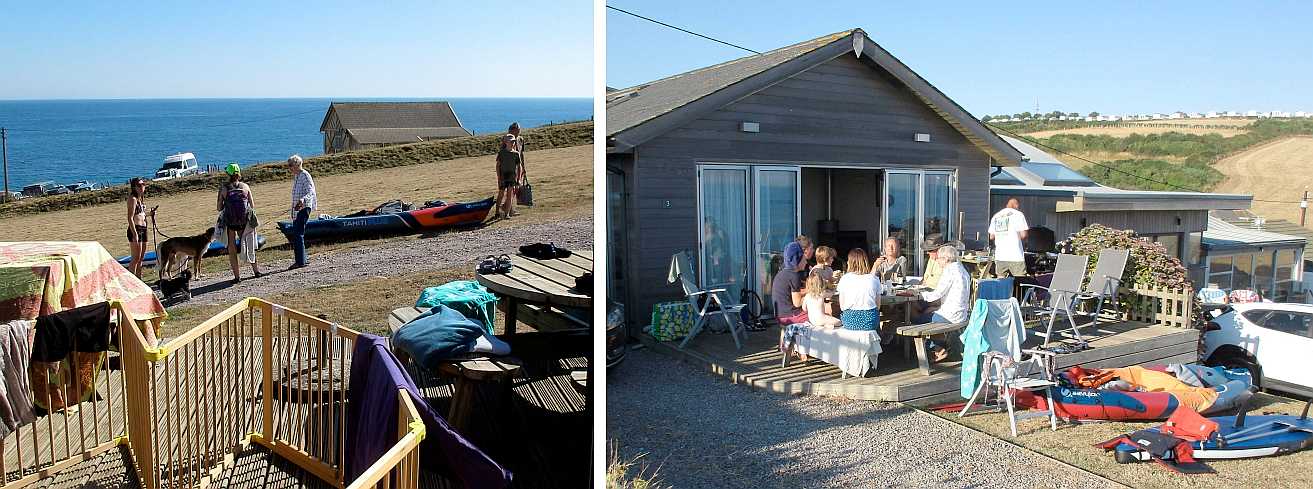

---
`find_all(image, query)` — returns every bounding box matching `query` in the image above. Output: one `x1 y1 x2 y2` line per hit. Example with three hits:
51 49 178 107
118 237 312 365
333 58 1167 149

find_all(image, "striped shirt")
291 170 317 216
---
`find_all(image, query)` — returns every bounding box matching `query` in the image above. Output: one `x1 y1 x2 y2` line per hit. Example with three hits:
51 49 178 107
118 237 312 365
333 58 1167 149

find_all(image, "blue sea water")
0 98 592 189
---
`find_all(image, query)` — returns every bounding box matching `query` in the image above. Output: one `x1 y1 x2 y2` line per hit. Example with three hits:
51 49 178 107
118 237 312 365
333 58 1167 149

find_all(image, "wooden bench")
896 321 967 376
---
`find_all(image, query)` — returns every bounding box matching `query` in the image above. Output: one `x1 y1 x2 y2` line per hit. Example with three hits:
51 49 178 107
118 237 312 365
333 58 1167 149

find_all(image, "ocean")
0 98 592 190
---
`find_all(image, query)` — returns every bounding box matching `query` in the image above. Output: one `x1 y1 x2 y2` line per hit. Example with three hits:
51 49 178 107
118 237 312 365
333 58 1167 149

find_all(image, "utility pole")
1 127 9 203
1301 189 1309 227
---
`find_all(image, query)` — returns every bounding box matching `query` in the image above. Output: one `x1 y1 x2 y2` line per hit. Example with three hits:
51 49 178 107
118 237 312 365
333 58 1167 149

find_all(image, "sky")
606 1 1313 116
0 1 593 99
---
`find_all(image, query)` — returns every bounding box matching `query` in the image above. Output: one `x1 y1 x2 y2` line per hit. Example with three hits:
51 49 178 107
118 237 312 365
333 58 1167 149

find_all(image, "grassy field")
930 392 1313 488
0 144 593 259
1027 126 1249 138
1213 136 1313 226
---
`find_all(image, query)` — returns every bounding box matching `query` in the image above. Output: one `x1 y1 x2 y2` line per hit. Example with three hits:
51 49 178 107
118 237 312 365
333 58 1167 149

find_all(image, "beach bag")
647 301 694 341
416 281 498 335
224 188 250 229
517 173 534 206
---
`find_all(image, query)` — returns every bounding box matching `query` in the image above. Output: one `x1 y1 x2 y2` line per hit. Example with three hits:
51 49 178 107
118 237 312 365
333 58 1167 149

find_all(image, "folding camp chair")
668 251 745 350
958 298 1059 437
1019 253 1089 345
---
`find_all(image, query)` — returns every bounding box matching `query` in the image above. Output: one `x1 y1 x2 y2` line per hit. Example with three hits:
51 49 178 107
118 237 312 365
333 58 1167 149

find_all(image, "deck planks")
645 319 1201 404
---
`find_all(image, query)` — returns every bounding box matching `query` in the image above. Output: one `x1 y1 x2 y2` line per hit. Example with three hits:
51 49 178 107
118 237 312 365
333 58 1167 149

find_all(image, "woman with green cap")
217 163 262 283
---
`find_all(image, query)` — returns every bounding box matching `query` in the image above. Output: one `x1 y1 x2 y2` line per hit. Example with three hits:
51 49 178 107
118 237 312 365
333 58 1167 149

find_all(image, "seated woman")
873 237 907 283
907 244 971 362
803 270 842 328
836 248 881 333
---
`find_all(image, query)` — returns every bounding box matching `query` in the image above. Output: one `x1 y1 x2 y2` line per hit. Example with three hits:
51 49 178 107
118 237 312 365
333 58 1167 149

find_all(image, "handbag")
647 301 694 341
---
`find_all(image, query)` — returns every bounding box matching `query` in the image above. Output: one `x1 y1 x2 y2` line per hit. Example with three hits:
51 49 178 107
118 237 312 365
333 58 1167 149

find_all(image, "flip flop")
477 255 500 274
496 254 514 273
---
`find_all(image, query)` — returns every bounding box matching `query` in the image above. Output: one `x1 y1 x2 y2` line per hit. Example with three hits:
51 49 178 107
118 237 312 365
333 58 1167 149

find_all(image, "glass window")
1255 311 1313 337
606 170 627 302
1233 254 1253 290
1153 234 1181 260
1025 162 1099 187
754 168 799 312
924 172 955 243
1254 252 1274 298
699 167 750 301
1187 232 1203 266
886 172 920 274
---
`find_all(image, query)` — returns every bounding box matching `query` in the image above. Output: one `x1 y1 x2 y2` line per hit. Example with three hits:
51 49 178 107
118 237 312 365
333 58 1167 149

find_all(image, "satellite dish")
853 31 865 58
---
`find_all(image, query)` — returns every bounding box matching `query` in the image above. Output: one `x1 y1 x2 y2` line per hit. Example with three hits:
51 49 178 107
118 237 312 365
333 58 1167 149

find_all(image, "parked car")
1202 302 1313 396
65 180 103 193
0 190 23 202
606 302 627 368
153 152 200 181
21 181 63 197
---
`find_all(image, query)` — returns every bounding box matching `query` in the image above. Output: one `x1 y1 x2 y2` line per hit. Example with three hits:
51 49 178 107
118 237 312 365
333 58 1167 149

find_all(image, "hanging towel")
976 277 1014 301
959 298 1027 398
345 333 511 488
0 320 36 439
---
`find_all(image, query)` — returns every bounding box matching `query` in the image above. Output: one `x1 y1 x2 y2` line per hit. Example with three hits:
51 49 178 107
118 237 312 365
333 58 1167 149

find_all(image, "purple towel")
345 333 512 488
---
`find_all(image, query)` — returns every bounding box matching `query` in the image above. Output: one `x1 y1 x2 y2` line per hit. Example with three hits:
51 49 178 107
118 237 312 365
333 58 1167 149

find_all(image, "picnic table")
476 249 593 335
960 253 994 280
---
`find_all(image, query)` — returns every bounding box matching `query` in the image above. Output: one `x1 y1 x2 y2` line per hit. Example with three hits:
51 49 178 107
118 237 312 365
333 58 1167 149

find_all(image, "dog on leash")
157 227 215 281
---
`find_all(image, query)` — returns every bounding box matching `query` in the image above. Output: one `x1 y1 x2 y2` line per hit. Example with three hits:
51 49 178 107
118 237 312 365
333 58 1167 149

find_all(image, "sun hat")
225 163 241 176
783 242 804 269
923 234 944 252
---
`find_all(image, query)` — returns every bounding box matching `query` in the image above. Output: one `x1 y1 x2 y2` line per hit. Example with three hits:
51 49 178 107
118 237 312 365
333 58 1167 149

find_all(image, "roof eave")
1057 192 1253 212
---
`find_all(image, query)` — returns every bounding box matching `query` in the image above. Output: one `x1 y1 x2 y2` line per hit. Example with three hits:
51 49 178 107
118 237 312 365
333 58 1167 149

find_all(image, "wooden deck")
644 319 1200 406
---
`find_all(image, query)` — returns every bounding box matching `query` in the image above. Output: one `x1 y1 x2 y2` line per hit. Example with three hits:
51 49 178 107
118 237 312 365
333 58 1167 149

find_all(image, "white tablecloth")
790 324 882 377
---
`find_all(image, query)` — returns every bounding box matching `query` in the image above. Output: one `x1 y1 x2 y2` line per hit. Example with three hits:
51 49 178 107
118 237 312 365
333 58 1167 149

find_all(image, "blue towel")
976 277 1013 300
392 305 487 370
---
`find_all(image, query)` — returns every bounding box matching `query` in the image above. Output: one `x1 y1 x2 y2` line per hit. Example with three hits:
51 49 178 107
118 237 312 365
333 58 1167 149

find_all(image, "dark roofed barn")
320 102 471 153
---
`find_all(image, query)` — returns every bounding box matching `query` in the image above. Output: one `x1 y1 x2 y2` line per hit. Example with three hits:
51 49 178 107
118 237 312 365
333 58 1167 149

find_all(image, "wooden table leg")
447 377 476 434
504 297 518 335
914 336 932 376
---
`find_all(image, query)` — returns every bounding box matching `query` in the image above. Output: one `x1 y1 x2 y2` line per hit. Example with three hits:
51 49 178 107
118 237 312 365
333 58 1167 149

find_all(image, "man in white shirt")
287 154 317 270
901 245 971 362
989 197 1029 278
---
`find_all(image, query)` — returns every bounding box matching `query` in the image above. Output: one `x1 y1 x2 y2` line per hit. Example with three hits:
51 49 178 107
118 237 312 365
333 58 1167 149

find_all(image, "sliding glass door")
754 167 800 312
698 166 750 300
884 170 956 274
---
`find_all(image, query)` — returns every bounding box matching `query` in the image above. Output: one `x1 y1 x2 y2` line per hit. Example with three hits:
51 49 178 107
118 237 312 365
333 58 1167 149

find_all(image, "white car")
1202 302 1313 396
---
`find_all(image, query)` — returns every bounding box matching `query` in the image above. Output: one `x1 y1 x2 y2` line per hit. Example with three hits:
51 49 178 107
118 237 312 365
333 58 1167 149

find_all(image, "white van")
153 152 200 181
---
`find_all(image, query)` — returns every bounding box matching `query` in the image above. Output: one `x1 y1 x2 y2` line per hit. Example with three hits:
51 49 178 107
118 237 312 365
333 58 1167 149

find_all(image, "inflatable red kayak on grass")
1015 364 1254 421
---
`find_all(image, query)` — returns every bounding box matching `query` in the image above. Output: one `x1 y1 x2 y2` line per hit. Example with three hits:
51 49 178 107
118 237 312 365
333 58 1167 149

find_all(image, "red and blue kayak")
1018 365 1254 421
276 198 493 242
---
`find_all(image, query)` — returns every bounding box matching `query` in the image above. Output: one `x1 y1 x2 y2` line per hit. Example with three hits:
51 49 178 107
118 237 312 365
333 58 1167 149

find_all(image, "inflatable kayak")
1019 364 1254 421
276 198 493 242
1113 409 1313 463
116 235 267 267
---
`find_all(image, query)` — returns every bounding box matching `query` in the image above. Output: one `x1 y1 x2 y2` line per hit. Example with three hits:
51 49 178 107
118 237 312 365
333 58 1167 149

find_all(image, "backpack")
224 187 250 228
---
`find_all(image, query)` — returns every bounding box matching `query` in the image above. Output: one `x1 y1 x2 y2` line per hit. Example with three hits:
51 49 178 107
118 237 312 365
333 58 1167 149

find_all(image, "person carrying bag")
516 148 533 207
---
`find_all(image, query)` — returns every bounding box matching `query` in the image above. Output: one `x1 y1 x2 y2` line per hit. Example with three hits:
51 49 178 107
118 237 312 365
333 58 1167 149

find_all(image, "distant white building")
1297 111 1309 118
1246 110 1260 117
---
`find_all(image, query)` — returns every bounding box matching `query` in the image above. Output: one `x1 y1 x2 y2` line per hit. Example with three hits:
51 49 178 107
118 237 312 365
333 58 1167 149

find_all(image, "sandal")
496 254 514 273
477 255 499 274
930 346 950 362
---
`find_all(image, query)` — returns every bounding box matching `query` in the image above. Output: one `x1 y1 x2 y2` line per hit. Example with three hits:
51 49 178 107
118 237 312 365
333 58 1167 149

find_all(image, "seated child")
803 269 842 328
811 245 837 283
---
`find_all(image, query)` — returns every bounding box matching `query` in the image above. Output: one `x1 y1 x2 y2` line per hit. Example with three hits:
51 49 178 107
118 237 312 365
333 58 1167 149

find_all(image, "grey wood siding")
989 193 1207 260
624 54 996 323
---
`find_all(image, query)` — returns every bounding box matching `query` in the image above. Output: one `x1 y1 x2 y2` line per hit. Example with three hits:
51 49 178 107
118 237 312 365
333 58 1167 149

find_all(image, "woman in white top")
803 270 842 328
836 248 882 331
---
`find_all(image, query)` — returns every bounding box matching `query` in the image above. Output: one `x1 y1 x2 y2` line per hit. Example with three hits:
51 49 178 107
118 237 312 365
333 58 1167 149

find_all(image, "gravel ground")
608 349 1124 489
183 216 593 305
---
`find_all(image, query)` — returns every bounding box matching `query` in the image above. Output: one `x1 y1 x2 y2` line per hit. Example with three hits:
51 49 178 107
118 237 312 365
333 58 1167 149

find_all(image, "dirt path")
1213 136 1313 226
180 215 593 307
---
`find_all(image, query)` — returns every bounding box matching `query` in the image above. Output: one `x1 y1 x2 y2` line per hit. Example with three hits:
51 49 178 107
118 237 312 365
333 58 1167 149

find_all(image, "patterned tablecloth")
0 242 166 322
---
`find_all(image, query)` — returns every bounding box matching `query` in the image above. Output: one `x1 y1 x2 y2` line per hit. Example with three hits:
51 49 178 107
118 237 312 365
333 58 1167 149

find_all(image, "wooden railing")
2 299 424 489
1120 285 1195 329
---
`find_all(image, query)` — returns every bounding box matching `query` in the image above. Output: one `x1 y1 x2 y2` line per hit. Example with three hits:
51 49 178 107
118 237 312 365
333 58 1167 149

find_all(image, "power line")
606 5 760 54
987 123 1303 204
1 108 324 133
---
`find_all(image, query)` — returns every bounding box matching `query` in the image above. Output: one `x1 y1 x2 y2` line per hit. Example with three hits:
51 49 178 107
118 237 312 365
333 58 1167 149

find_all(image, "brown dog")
158 227 215 281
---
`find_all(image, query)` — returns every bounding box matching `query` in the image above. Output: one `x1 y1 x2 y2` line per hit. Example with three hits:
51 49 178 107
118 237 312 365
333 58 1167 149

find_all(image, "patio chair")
1019 253 1089 345
1073 248 1130 324
958 298 1059 437
668 251 745 350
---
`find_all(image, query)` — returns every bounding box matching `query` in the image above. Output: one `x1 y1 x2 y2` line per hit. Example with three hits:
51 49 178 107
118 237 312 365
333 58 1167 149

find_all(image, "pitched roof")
321 102 464 132
1211 210 1313 258
606 29 1024 164
1202 215 1306 252
345 127 471 144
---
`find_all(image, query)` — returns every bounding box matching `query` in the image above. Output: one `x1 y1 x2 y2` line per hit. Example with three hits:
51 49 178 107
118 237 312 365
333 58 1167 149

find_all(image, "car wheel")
1207 351 1263 390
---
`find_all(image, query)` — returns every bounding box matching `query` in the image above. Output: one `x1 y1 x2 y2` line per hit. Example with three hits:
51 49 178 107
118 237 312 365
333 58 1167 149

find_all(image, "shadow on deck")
645 319 1199 406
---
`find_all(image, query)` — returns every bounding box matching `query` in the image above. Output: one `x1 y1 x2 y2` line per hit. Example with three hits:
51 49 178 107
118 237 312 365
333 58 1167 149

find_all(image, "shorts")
840 308 880 331
127 225 148 243
498 169 519 189
994 260 1028 277
776 309 808 326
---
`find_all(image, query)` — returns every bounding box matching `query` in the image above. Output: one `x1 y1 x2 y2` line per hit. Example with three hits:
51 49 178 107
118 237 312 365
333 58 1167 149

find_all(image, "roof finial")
853 31 865 58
